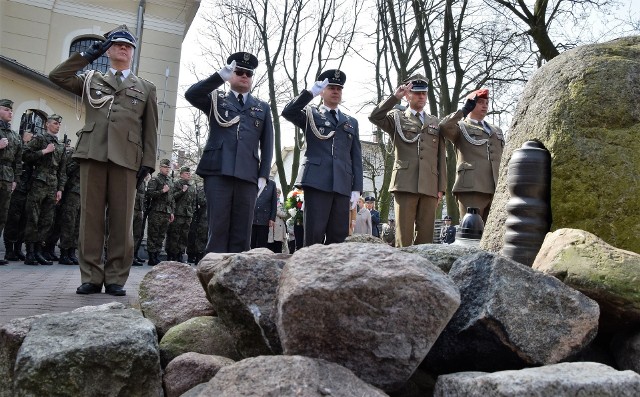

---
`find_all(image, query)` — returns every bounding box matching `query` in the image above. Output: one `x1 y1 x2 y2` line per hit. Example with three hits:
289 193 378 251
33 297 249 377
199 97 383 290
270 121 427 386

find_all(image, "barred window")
70 37 109 74
19 109 47 136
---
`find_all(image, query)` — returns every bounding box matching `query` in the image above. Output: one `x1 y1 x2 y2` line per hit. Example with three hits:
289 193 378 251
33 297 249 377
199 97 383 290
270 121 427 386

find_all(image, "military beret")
0 99 13 109
105 25 137 48
228 52 259 71
179 165 191 173
444 215 452 220
467 88 489 100
159 159 171 167
318 69 346 87
404 74 429 92
364 196 375 202
47 114 63 122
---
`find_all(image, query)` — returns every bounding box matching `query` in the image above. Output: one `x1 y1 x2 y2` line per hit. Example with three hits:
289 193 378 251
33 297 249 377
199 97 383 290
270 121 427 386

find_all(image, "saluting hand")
310 78 329 97
0 138 8 149
218 60 237 81
162 184 170 193
394 82 412 99
42 143 55 155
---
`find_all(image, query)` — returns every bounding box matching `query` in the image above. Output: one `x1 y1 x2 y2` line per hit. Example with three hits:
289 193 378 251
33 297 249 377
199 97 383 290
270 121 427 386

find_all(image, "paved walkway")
0 258 154 327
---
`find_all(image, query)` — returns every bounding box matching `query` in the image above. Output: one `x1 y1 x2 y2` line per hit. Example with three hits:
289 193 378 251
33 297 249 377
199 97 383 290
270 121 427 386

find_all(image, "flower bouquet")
285 188 304 225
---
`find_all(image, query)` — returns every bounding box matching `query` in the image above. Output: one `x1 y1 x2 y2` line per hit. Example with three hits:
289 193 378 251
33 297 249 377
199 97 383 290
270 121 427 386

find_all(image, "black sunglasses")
234 69 254 77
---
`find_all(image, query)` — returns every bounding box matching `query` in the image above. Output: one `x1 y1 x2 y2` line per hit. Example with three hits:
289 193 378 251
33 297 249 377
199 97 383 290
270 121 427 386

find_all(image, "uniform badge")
319 128 325 134
243 53 250 61
96 90 102 96
132 99 138 105
334 70 340 79
225 110 229 118
325 121 331 126
254 120 260 127
345 123 353 129
250 111 256 117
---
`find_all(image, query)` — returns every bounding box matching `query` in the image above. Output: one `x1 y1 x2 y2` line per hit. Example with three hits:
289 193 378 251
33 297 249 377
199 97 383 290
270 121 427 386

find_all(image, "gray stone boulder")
13 308 162 396
481 37 640 255
611 329 640 373
138 262 215 338
433 362 640 396
400 243 483 273
182 355 388 396
159 316 241 368
162 352 235 397
203 249 286 357
424 251 600 373
277 242 460 392
344 233 386 244
533 228 640 329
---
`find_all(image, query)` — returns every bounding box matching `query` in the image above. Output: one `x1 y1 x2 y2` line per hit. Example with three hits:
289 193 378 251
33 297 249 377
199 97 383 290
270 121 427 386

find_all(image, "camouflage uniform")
58 151 81 264
165 174 196 261
133 179 146 263
145 160 174 265
22 130 67 265
187 185 208 263
3 147 33 261
0 100 22 264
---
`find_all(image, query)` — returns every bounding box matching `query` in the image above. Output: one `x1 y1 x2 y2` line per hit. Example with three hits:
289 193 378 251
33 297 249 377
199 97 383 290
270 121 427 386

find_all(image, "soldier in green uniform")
187 183 207 264
0 99 23 265
132 173 150 266
146 159 174 266
166 165 196 262
3 125 33 262
58 148 81 265
22 114 67 265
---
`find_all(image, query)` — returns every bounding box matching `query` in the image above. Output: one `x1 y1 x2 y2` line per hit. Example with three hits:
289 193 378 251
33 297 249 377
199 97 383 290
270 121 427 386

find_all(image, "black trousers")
251 224 269 249
204 175 257 253
302 187 350 246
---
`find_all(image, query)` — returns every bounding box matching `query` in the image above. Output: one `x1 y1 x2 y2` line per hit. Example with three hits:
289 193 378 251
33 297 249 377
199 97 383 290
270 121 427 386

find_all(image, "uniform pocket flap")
305 157 321 166
82 122 95 133
125 88 146 101
457 162 474 171
128 130 142 146
394 160 409 170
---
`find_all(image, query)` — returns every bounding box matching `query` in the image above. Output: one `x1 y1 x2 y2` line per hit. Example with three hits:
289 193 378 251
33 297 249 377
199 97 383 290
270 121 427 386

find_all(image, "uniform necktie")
238 93 244 107
417 112 424 125
115 71 123 86
330 109 338 123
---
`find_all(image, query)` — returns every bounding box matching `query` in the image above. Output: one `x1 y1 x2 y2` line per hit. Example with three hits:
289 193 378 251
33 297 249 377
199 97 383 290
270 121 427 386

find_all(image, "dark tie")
416 112 424 125
330 109 338 123
238 93 244 107
115 71 123 86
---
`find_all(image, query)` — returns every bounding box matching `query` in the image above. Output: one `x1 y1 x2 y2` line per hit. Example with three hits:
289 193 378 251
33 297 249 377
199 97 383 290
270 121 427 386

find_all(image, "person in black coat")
251 179 276 249
185 52 274 253
281 69 363 246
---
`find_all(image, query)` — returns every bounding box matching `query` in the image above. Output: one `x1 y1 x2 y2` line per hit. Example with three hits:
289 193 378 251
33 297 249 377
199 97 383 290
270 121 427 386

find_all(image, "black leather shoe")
105 284 126 296
131 260 143 267
0 259 7 266
76 283 102 294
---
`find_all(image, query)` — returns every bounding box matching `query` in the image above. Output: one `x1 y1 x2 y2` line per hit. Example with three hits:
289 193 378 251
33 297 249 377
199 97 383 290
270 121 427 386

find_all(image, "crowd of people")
0 23 504 296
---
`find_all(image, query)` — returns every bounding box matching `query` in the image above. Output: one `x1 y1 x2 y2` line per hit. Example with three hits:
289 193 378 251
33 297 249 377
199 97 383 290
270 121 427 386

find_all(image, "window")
70 37 109 74
19 109 47 136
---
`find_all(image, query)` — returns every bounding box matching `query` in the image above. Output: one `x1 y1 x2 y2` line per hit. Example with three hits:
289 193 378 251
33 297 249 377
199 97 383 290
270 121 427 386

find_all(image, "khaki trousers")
78 160 136 286
456 192 494 224
393 191 438 247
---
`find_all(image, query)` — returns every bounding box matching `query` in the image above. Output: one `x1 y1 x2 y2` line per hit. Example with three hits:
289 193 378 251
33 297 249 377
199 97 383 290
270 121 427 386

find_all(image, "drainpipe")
132 0 146 74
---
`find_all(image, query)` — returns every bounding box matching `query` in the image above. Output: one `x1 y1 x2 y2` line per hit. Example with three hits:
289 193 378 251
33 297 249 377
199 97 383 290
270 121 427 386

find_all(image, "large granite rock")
181 355 388 397
433 362 640 396
138 262 215 338
277 243 460 392
13 308 162 396
344 233 386 244
159 316 241 368
203 249 286 357
399 243 483 273
533 228 640 329
162 352 235 397
481 37 640 255
424 252 599 373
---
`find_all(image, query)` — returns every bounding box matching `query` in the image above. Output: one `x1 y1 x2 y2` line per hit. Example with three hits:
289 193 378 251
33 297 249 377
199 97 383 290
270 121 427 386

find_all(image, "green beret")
179 166 191 173
160 159 171 167
0 99 13 109
48 114 63 122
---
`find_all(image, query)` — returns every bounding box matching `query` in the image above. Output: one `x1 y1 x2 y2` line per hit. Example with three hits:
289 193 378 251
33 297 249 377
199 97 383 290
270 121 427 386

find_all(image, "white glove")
288 208 297 217
350 191 360 210
309 78 329 97
218 60 236 81
258 177 266 190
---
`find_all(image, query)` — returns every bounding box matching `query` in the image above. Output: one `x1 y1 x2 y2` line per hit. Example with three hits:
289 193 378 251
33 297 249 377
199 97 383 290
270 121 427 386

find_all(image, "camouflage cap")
159 159 171 167
47 114 63 122
0 99 13 109
179 165 191 173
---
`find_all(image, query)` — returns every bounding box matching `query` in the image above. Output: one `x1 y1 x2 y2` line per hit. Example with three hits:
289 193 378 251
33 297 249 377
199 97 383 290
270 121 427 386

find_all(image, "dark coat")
253 179 277 226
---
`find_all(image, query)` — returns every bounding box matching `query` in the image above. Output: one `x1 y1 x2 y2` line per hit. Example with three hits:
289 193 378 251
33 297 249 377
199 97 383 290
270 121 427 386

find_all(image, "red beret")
467 88 489 100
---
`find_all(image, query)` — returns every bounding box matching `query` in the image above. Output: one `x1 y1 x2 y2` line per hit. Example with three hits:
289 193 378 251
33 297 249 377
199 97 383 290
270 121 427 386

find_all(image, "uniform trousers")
3 188 27 242
0 180 12 237
59 191 80 249
166 215 192 254
24 181 57 243
303 187 350 246
456 192 493 224
251 224 269 249
204 175 257 253
78 160 136 286
393 191 438 247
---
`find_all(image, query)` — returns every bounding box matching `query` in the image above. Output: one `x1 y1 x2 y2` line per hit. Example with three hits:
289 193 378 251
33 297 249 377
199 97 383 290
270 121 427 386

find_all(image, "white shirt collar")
109 68 131 79
230 89 249 99
320 105 340 116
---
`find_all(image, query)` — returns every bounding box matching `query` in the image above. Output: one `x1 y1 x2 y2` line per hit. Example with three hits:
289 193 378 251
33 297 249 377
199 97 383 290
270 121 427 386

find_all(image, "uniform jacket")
22 132 67 192
64 151 81 195
184 74 273 184
172 179 196 218
440 224 457 244
369 95 458 197
281 90 363 196
146 173 174 213
48 53 158 172
134 180 146 212
370 209 381 237
0 121 22 183
440 113 504 195
253 179 277 226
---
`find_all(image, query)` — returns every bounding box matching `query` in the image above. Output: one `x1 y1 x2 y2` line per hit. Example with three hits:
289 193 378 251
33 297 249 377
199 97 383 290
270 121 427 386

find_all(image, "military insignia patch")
334 70 340 79
325 121 331 126
243 53 250 61
254 120 260 127
132 99 138 105
96 90 102 96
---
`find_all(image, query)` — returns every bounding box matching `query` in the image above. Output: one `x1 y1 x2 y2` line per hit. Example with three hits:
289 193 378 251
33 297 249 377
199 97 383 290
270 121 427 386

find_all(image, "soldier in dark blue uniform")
365 196 381 237
440 215 457 244
185 52 274 253
282 69 363 246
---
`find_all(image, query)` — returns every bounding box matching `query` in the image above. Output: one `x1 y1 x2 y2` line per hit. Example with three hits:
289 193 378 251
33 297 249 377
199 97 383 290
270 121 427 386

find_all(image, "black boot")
34 243 53 265
14 241 26 261
44 243 59 261
68 248 79 265
24 243 38 266
58 248 74 265
134 239 144 263
147 252 158 266
4 240 19 261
